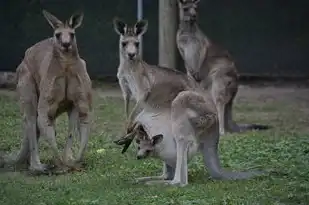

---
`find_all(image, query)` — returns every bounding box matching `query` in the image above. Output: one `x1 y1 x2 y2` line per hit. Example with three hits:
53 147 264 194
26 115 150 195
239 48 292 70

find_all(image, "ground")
0 84 309 205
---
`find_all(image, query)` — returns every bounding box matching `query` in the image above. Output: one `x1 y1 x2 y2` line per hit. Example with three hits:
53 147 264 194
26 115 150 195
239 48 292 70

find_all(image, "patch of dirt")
95 88 122 98
94 84 309 107
0 89 17 98
236 85 309 106
94 84 309 118
2 83 308 113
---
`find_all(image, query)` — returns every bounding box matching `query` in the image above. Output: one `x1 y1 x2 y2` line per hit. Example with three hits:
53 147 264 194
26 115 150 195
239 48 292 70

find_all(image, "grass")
1 90 309 205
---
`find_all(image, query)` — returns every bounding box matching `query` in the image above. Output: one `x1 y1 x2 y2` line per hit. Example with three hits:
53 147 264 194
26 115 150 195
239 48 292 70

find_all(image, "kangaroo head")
42 10 84 53
135 130 163 160
178 0 200 24
113 17 148 61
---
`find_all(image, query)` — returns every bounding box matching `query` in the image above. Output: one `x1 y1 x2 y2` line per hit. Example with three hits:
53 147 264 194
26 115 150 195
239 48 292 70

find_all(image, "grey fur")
176 0 270 136
113 17 265 186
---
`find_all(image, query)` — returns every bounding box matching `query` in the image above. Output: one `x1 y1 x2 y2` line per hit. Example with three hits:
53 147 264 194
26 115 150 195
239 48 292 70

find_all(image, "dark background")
1 0 309 79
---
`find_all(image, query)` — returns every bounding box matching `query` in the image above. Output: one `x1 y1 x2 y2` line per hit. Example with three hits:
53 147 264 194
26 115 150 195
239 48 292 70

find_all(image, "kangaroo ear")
151 134 163 145
69 11 84 29
113 17 127 36
42 10 63 29
193 0 200 4
134 19 148 36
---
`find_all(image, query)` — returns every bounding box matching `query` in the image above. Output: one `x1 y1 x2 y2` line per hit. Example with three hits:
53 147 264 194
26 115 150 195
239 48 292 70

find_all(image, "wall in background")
1 0 309 79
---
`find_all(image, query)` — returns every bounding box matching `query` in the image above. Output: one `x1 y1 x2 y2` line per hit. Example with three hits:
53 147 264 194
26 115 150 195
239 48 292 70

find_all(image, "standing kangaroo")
1 10 92 174
113 18 265 186
176 0 270 136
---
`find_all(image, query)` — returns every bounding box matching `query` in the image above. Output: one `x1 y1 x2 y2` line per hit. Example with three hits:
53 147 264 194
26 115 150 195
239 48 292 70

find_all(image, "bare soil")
236 85 309 106
95 84 309 111
1 82 308 113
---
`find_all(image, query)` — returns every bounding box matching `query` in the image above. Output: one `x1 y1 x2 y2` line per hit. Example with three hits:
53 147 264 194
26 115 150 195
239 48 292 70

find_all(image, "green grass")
1 91 309 205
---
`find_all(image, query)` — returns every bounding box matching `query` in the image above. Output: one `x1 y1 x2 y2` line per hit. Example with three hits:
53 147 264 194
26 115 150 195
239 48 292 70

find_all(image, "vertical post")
137 0 143 58
158 0 177 69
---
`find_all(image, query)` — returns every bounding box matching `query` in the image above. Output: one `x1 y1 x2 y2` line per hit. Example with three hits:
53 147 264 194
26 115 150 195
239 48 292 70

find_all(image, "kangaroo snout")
62 42 71 48
191 14 197 21
128 53 136 60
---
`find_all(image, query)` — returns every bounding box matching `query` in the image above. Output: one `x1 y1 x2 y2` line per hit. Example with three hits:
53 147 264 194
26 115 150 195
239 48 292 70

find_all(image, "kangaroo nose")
128 53 135 60
136 155 142 160
62 42 71 48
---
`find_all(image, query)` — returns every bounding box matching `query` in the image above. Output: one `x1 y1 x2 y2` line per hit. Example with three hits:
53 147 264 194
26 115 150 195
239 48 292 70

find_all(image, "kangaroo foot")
145 179 187 187
134 175 167 184
28 163 54 176
144 180 171 186
67 161 85 172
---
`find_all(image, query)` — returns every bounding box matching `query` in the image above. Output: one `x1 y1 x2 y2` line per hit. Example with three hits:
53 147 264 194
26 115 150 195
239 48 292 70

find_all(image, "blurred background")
1 0 309 81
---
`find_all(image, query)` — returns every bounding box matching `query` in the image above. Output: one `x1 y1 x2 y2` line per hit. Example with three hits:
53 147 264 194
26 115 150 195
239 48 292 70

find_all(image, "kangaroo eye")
134 42 139 48
137 147 140 150
183 8 189 12
70 32 75 39
122 42 127 47
55 32 61 39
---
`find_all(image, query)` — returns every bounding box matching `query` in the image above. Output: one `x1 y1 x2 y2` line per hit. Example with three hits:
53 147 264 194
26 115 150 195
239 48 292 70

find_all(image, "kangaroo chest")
122 68 150 101
51 74 82 101
126 73 141 99
44 66 86 117
178 33 201 56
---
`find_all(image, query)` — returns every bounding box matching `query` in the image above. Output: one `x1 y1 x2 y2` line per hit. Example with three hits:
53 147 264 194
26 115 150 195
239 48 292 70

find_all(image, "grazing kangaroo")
176 0 270 136
1 10 92 174
116 122 170 183
113 18 265 186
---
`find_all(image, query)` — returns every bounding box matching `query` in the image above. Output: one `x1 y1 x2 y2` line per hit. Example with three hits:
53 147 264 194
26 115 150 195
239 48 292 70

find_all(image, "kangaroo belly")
136 109 172 140
155 140 198 168
67 74 85 102
45 74 85 118
136 109 199 167
45 76 66 117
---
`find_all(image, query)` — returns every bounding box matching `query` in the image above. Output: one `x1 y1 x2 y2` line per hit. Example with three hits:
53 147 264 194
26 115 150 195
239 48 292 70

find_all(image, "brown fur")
2 10 92 174
113 18 265 187
176 0 269 135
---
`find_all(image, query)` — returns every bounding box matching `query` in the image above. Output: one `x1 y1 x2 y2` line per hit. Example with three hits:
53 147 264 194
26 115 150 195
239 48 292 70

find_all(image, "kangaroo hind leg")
17 65 51 174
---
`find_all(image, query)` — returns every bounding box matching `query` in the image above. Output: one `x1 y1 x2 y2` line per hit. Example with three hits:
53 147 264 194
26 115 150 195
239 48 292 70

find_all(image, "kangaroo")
1 10 92 174
134 129 174 183
114 121 170 182
176 0 270 136
113 18 265 186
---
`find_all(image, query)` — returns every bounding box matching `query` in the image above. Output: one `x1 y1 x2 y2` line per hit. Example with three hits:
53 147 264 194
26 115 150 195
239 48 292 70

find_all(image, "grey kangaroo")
1 10 92 174
113 17 265 187
176 0 270 136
